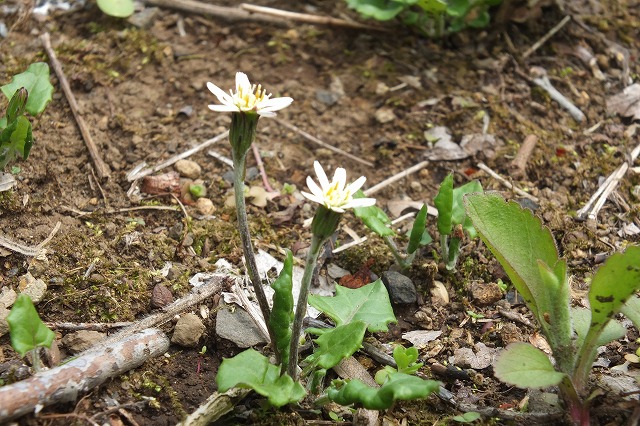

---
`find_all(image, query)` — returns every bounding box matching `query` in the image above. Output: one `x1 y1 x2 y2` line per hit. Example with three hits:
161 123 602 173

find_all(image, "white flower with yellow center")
207 72 293 117
302 161 376 213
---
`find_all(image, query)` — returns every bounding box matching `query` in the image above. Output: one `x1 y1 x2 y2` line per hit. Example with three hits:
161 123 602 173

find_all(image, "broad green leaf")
571 307 625 351
452 411 482 423
621 295 640 330
328 372 440 409
393 345 422 375
463 193 572 352
494 342 566 388
0 116 33 170
96 0 135 17
345 0 408 20
468 10 491 28
269 249 294 369
353 190 395 237
7 294 55 357
446 0 470 17
308 279 396 332
434 174 453 235
216 348 305 407
451 179 482 238
417 0 447 13
304 321 367 370
1 63 53 116
407 204 431 254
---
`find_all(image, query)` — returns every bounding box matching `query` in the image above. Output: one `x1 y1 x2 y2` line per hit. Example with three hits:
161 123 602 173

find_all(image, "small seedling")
7 294 56 373
464 192 640 425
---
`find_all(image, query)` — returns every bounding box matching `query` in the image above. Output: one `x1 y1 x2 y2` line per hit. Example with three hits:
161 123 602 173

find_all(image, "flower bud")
311 205 343 241
6 87 28 122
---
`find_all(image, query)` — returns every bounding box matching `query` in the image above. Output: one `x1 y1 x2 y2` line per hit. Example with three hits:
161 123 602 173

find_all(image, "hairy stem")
382 235 408 269
288 234 324 379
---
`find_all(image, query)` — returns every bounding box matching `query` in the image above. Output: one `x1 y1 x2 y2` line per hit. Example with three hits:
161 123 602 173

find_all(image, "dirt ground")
0 0 639 425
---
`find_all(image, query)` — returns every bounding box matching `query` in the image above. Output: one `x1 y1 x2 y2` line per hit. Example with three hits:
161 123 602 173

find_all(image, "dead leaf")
402 330 443 348
339 258 375 289
247 186 268 207
529 331 552 355
453 342 498 369
606 83 640 120
387 199 423 218
430 280 450 304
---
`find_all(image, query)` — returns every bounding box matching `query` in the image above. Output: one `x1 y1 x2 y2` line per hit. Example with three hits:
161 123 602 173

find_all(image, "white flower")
207 72 293 117
302 161 376 213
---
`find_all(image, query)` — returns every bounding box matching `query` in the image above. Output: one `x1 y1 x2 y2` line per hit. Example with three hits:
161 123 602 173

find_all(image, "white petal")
208 104 240 112
306 176 324 199
314 161 330 190
257 110 277 117
207 82 234 105
329 206 346 213
235 72 251 91
301 191 324 205
345 197 376 209
259 97 293 112
347 176 367 194
333 168 347 193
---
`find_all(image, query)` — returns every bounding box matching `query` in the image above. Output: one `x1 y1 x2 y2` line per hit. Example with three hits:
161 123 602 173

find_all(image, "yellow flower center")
325 182 350 207
235 83 268 111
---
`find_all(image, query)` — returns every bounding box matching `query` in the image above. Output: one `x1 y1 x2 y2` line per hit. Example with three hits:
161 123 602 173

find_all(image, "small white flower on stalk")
207 72 293 117
302 161 376 213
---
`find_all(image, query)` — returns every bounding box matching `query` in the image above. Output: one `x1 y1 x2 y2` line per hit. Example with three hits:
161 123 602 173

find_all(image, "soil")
1 1 639 425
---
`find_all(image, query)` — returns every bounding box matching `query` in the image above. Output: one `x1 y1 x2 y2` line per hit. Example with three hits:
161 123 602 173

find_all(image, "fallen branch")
40 33 111 179
0 328 169 423
140 0 288 25
178 388 251 426
364 160 430 196
522 15 571 59
477 162 539 203
509 135 538 179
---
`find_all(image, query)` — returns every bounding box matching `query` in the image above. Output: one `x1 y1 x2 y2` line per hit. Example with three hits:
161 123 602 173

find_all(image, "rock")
0 287 17 308
62 330 106 354
216 303 268 348
327 264 350 280
128 7 159 29
150 284 173 309
195 197 215 215
374 107 396 124
469 281 503 306
452 342 498 369
0 305 9 337
171 313 205 348
174 159 202 179
381 271 417 304
498 322 523 345
18 272 47 303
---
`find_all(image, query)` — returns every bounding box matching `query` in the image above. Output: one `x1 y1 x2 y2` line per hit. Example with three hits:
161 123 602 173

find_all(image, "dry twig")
522 15 571 59
0 221 61 257
477 162 539 203
509 134 538 178
364 160 430 196
40 33 111 179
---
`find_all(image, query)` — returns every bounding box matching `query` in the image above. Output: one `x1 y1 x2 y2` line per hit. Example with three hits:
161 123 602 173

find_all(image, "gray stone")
0 305 10 337
171 313 205 348
216 303 268 348
174 159 202 179
18 272 47 303
381 271 417 304
62 330 106 354
0 287 17 308
374 107 396 124
327 264 350 280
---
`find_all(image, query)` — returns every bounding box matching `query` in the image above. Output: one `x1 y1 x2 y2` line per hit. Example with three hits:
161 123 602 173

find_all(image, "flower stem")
288 233 324 379
232 151 274 341
382 235 408 269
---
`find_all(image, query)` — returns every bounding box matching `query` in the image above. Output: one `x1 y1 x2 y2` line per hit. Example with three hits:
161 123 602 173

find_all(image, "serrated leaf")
269 249 294 369
308 279 396 332
434 173 454 235
621 295 640 330
2 63 53 116
407 204 431 254
96 0 135 17
463 193 572 353
216 348 305 407
7 294 55 357
328 372 440 410
353 190 395 237
304 321 367 370
494 342 566 389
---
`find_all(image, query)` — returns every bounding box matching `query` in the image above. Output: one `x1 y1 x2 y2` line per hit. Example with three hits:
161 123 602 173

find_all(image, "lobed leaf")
328 372 440 410
1 63 53 116
493 342 566 389
308 279 396 332
216 348 305 407
304 321 367 370
7 294 55 357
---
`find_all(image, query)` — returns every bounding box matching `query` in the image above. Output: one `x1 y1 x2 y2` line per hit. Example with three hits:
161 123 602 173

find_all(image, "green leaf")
463 193 572 353
2 63 53 116
328 372 440 409
304 321 367 370
7 294 55 357
446 0 470 17
216 348 305 407
407 204 431 254
452 411 481 423
96 0 135 17
353 190 395 237
308 279 396 332
434 174 454 235
0 116 33 170
621 295 640 330
452 180 482 238
5 87 28 123
571 307 625 350
269 249 294 369
494 342 566 389
345 0 410 20
393 345 422 375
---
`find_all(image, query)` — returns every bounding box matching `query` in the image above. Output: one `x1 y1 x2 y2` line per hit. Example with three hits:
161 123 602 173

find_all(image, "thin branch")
509 134 538 178
522 15 571 59
140 0 288 25
364 160 429 196
0 221 61 257
477 162 539 203
40 32 111 179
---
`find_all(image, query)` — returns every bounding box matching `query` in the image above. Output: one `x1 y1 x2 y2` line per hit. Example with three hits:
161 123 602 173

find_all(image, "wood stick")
45 321 133 332
40 33 111 179
477 162 539 203
522 15 571 59
364 160 429 196
0 328 169 423
274 118 374 167
240 3 388 32
126 131 229 182
178 388 251 426
509 134 538 178
141 0 288 25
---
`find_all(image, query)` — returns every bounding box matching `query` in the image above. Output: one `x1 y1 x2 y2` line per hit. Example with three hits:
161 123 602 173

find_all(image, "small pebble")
171 313 205 348
174 159 202 179
151 284 173 309
196 197 215 215
470 281 503 306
